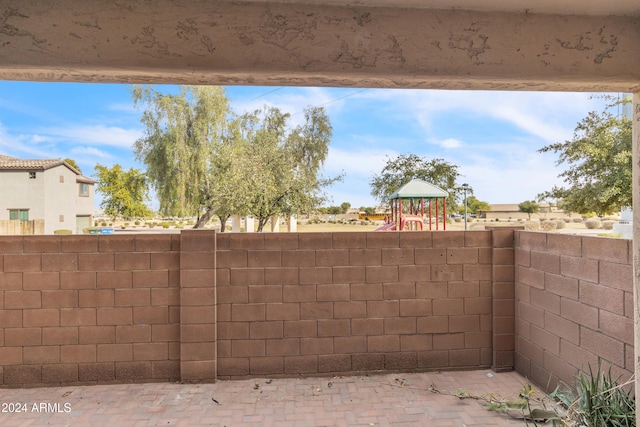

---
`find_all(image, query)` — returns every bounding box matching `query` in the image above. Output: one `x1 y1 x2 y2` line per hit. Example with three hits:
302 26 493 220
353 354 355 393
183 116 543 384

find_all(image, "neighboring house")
0 155 96 234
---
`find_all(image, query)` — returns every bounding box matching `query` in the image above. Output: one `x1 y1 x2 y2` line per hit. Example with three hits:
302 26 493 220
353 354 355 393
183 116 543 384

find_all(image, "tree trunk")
216 215 230 232
193 209 214 229
256 218 269 232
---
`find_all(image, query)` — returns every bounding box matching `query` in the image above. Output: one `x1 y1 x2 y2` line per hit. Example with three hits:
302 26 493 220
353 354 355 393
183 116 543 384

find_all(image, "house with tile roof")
0 155 96 234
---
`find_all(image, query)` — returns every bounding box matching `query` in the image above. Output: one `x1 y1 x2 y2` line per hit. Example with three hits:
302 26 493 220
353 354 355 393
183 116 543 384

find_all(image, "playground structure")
376 179 449 231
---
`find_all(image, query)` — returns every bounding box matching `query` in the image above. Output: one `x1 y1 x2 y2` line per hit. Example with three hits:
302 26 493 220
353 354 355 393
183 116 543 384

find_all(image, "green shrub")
541 220 557 232
573 364 635 427
585 217 602 229
160 221 170 229
572 217 584 223
53 229 72 235
563 218 571 223
554 220 566 229
602 220 615 230
134 220 140 225
101 222 107 226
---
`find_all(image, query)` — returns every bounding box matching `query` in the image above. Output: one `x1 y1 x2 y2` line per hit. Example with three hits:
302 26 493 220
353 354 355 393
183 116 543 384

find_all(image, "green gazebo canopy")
389 179 448 200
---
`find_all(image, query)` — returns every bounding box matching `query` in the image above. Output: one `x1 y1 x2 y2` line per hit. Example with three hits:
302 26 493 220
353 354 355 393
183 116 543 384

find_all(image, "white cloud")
357 89 598 144
0 123 55 158
430 137 463 149
231 87 353 129
70 146 113 160
43 125 142 149
324 146 398 177
107 102 137 113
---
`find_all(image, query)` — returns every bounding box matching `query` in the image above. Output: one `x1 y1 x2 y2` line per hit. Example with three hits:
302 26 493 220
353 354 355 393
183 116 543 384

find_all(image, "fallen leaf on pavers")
327 381 333 388
62 391 73 397
428 384 440 394
211 398 220 405
253 383 260 390
265 379 272 384
395 378 407 386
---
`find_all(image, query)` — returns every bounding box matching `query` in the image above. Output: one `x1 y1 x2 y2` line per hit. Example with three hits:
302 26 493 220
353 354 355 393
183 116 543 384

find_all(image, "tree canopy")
459 195 491 216
132 85 230 226
64 158 81 174
237 105 341 231
369 154 465 210
93 164 151 221
132 85 339 231
518 200 540 220
538 95 631 216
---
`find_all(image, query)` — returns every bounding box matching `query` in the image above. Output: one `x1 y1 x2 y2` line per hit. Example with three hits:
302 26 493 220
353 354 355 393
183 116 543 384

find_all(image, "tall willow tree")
132 85 339 231
132 85 230 228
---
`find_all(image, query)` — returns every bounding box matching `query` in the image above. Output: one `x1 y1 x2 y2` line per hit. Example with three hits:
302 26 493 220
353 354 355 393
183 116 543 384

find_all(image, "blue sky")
0 81 613 210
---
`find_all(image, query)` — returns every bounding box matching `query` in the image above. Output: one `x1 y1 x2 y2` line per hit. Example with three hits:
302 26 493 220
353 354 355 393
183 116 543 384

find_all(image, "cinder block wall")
514 232 633 392
1 229 634 388
213 231 497 379
0 235 181 387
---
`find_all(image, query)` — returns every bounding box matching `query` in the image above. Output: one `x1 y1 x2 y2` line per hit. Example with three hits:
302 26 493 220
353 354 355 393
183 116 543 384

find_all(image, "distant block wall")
514 232 633 391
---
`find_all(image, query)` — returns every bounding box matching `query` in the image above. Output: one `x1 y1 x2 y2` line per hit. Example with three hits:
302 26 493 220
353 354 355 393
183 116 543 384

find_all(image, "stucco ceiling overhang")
1 0 639 91
253 0 640 17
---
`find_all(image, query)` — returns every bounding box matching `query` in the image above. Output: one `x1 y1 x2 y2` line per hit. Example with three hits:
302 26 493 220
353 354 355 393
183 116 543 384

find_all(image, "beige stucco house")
0 155 96 234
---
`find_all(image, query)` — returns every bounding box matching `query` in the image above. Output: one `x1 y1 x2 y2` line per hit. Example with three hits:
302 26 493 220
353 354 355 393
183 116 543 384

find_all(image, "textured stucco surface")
1 0 639 91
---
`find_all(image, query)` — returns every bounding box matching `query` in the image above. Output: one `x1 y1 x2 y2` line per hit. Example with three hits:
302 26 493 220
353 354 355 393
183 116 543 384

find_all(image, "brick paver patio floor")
0 370 544 426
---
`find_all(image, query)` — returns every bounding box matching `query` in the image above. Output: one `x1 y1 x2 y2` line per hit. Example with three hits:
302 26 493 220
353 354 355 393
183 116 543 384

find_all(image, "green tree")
238 105 341 231
364 207 376 216
327 206 341 215
340 201 351 214
538 95 631 216
94 164 151 221
370 154 464 211
458 195 491 216
132 85 230 228
64 158 81 174
518 200 540 220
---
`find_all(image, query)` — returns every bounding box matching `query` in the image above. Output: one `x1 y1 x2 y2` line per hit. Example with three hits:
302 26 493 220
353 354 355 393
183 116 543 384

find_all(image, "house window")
59 215 64 222
9 209 29 221
60 175 64 183
29 172 36 179
79 183 89 196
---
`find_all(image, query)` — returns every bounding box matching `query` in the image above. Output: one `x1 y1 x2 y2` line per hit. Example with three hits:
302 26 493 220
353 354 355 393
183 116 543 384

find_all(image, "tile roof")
0 156 67 171
0 155 96 183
